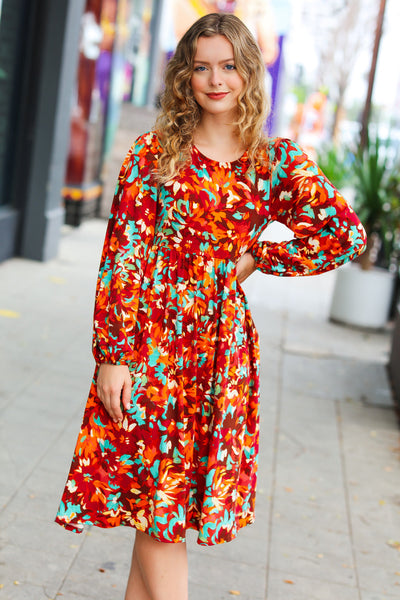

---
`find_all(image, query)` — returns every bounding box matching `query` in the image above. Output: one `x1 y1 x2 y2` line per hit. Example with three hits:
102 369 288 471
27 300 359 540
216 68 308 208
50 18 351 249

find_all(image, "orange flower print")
55 133 366 545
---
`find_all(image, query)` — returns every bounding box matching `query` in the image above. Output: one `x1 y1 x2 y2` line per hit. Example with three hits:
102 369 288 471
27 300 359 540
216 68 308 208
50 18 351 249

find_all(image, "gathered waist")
152 232 240 261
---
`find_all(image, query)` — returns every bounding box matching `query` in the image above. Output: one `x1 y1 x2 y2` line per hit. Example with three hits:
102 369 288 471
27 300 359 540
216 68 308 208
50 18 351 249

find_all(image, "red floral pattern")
55 133 366 545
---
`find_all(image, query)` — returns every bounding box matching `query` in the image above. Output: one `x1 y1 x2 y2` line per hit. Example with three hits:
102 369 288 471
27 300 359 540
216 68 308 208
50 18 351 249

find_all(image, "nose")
209 67 222 87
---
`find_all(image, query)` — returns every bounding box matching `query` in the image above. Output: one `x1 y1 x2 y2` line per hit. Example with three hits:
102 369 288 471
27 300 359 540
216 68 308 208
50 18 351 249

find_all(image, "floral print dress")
55 132 366 545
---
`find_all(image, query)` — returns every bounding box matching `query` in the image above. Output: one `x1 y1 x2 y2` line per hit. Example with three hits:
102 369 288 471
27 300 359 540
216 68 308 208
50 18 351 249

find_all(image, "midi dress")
55 132 366 545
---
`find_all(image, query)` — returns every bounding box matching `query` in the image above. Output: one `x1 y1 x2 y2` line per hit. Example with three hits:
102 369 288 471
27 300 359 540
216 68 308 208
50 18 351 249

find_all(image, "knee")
134 530 186 554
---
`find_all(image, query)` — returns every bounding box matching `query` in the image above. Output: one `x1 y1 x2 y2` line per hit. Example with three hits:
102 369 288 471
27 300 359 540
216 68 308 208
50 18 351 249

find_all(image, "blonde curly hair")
155 13 270 182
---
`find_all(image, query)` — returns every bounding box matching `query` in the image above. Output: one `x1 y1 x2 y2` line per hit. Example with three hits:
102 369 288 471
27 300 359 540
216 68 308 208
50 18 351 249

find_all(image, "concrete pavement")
0 217 399 600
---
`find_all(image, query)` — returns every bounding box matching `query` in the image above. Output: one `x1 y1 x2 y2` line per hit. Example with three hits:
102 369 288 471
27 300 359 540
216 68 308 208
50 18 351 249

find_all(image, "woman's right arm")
93 132 160 419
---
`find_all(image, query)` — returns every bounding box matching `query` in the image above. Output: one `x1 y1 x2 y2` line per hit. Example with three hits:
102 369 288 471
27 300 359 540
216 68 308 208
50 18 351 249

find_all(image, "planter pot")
329 265 395 329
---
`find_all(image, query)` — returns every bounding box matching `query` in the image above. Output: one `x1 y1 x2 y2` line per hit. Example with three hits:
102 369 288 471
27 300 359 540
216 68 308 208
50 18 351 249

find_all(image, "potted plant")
327 132 400 329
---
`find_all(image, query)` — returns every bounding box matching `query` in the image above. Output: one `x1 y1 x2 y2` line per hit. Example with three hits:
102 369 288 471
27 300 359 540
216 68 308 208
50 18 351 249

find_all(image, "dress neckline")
192 144 248 166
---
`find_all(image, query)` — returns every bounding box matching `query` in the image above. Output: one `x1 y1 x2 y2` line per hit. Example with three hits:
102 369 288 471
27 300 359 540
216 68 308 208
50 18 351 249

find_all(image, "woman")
56 13 366 600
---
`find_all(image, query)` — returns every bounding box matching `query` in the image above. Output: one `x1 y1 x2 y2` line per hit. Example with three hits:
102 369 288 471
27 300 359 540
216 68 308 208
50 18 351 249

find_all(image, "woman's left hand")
236 252 256 283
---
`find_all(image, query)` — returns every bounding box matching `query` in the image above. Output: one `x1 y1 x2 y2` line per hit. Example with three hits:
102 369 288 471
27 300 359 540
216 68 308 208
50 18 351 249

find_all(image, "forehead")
194 35 234 61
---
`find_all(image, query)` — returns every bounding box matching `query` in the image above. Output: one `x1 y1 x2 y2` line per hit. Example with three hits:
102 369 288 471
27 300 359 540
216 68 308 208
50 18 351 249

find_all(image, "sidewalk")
0 217 399 600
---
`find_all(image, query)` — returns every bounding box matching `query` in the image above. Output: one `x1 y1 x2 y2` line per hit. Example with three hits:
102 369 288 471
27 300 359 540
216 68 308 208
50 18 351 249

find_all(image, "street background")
1 0 400 598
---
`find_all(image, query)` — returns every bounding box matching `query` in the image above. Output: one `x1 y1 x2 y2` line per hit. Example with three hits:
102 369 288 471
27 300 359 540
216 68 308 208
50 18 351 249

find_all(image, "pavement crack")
279 429 307 457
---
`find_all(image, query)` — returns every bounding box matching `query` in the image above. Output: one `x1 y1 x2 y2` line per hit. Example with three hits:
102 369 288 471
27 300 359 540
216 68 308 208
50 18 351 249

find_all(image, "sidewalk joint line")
264 310 287 599
335 399 362 599
55 528 92 597
0 404 85 516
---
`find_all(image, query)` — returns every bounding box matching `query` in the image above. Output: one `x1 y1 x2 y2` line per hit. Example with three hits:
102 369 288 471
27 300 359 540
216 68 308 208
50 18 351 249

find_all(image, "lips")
206 92 228 100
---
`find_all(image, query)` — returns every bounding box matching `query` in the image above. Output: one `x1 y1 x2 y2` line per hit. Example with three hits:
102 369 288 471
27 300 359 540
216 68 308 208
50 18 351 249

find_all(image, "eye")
194 65 207 72
225 63 236 70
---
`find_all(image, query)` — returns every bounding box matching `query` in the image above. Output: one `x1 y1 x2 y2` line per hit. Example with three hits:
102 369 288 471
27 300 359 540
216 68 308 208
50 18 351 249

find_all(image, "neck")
193 114 243 155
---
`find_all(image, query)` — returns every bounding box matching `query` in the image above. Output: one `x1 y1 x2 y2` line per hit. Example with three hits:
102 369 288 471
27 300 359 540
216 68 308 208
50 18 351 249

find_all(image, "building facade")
0 0 160 262
0 0 85 262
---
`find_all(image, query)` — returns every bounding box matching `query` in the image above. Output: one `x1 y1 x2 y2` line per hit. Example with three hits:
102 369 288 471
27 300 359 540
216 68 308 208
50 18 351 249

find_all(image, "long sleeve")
250 139 367 276
92 132 160 365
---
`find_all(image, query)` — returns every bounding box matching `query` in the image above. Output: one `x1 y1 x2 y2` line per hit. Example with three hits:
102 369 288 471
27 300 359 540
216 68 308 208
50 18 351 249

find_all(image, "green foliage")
353 136 388 231
353 134 400 270
316 145 353 191
318 134 400 270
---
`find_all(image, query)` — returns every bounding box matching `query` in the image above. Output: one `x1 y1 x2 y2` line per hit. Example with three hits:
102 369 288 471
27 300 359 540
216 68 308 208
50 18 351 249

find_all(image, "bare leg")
124 530 188 600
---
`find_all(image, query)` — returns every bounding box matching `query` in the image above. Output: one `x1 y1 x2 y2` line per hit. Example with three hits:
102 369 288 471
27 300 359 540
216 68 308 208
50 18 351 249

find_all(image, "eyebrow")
193 58 235 64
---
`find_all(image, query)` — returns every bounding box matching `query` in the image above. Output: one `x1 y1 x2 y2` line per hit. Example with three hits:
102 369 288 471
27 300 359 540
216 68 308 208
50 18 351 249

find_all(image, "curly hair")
155 13 270 182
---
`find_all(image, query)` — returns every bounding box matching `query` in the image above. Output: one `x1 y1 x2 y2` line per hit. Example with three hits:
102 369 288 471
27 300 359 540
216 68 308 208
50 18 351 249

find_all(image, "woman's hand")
236 252 256 283
97 364 132 423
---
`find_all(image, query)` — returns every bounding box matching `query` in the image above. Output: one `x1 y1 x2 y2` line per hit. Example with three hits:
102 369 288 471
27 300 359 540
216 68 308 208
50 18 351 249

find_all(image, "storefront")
0 0 84 262
63 0 162 226
0 0 160 260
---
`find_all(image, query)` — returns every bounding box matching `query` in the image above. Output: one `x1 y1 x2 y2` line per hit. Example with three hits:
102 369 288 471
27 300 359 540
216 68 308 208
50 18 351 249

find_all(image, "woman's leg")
124 530 188 600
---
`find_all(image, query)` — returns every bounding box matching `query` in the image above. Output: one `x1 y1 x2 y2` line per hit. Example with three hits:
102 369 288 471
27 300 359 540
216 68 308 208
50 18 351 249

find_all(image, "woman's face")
190 35 244 119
